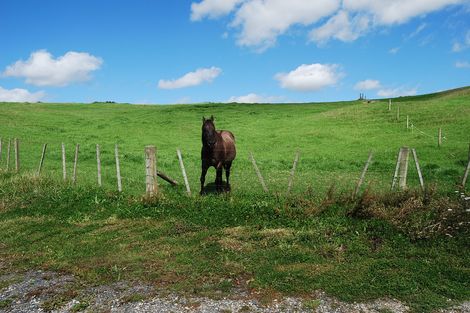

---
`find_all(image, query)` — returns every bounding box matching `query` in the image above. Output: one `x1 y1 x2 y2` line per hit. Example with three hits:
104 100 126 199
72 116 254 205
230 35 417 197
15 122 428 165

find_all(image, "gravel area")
0 270 468 312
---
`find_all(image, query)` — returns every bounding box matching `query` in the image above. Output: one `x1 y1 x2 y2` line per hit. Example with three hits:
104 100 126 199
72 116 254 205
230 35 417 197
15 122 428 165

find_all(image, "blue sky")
0 0 469 104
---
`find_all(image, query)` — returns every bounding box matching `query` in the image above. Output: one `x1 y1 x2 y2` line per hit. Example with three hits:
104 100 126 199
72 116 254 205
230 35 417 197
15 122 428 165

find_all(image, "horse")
200 115 236 194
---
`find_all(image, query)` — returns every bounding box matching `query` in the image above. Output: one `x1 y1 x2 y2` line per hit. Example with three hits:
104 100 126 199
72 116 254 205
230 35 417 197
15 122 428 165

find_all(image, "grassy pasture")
0 88 469 195
0 88 469 312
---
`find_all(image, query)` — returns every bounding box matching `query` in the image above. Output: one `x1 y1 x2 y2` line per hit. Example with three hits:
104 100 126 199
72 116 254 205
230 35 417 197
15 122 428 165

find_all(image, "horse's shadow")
200 182 231 195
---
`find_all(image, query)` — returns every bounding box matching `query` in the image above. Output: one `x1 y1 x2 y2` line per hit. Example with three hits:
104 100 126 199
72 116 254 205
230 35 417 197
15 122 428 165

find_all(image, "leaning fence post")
249 152 268 193
411 148 425 191
96 144 102 187
287 151 300 194
115 144 122 192
145 145 158 196
462 143 470 188
61 143 66 181
353 151 373 198
14 138 19 173
37 143 47 175
72 144 79 184
177 149 191 196
6 139 11 171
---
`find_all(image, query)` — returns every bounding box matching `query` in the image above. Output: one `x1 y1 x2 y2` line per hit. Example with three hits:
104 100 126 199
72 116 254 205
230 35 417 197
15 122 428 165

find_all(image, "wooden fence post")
391 148 402 190
96 144 102 187
462 143 470 188
438 128 442 147
115 144 122 192
398 147 410 190
145 146 158 196
249 152 268 193
72 144 79 184
406 116 409 130
353 151 373 198
388 99 391 111
411 148 424 191
14 138 19 173
287 151 300 194
6 139 11 171
61 143 67 181
397 105 400 121
177 149 191 195
37 143 47 175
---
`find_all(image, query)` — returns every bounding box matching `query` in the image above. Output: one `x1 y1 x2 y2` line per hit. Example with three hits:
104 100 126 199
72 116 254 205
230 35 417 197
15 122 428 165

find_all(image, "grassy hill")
0 86 469 195
0 87 469 312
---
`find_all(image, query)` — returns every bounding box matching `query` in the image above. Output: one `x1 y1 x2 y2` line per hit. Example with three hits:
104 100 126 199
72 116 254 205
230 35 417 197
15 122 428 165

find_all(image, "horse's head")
202 115 216 148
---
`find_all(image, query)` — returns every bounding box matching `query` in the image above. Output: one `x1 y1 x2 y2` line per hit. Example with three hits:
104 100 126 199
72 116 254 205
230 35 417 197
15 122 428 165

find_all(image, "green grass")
0 87 469 312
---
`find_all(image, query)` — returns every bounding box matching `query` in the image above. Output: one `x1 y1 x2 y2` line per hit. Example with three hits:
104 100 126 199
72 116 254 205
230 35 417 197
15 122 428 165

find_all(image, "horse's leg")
216 165 223 192
224 161 232 191
200 161 209 195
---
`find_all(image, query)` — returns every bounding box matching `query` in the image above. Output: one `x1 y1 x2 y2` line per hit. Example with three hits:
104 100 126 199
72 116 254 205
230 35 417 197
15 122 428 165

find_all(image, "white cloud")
455 61 470 68
354 79 381 90
232 0 340 50
158 67 222 89
0 86 45 102
227 93 283 103
309 10 370 44
191 0 243 21
3 50 102 87
389 47 400 54
377 86 418 97
191 0 467 49
275 63 343 92
343 0 464 25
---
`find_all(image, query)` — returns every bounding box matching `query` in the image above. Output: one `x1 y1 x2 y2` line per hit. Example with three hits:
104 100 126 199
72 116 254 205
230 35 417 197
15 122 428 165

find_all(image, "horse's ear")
202 116 206 122
210 115 214 121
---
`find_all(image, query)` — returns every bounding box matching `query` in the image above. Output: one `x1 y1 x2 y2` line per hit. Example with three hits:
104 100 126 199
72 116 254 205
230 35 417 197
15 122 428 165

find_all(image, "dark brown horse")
200 115 236 194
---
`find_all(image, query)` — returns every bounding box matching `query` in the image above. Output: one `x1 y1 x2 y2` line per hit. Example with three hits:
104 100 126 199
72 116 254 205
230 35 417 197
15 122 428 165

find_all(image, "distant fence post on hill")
14 138 19 173
96 144 102 187
61 143 67 181
72 144 79 184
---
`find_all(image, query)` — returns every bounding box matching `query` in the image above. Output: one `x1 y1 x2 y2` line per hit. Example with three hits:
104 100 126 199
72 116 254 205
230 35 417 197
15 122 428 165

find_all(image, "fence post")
6 139 11 171
462 143 470 188
391 148 402 190
37 143 47 175
406 116 409 130
353 151 373 198
438 128 442 147
411 148 425 191
398 147 410 190
96 144 102 187
14 138 19 173
397 105 400 121
145 145 158 196
287 151 300 194
177 149 191 195
249 152 268 193
62 143 67 181
72 144 79 184
115 144 122 192
388 99 391 111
